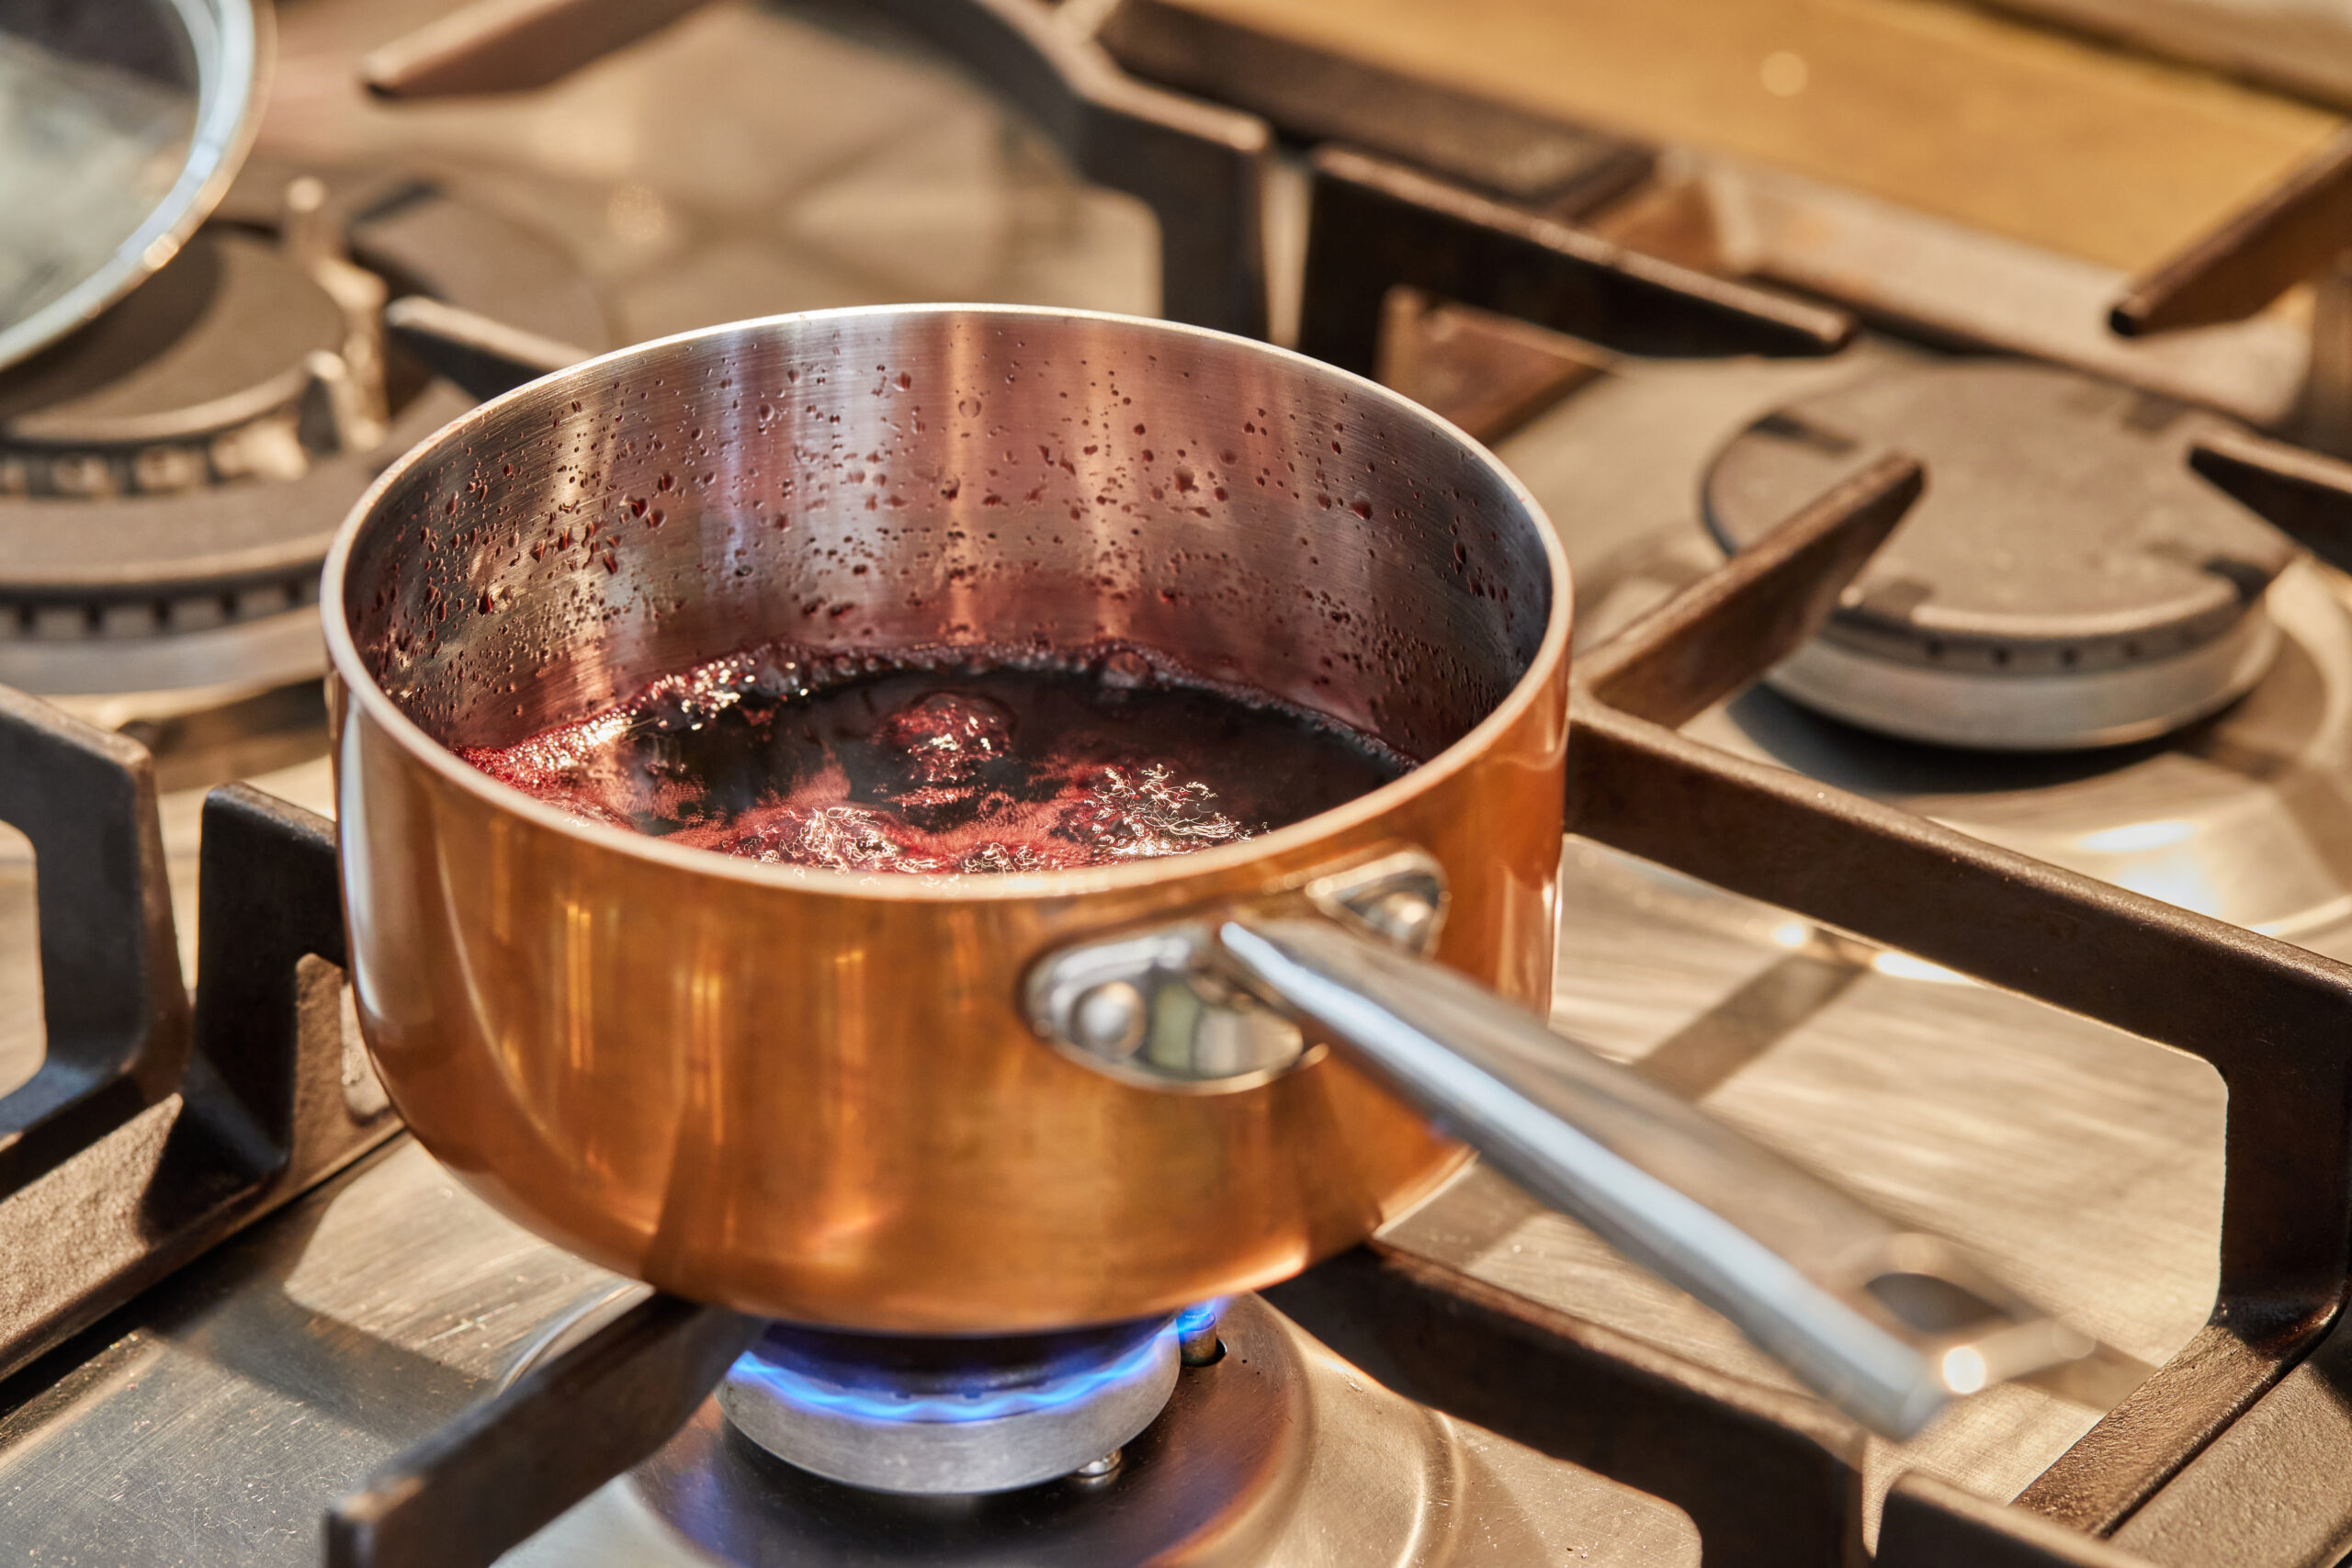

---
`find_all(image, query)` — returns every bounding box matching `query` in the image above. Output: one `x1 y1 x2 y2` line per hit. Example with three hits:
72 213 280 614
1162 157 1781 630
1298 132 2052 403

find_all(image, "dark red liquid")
463 644 1412 874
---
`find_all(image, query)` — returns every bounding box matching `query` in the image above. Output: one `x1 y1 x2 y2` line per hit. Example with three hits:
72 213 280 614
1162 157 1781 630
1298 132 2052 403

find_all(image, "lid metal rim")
0 0 271 374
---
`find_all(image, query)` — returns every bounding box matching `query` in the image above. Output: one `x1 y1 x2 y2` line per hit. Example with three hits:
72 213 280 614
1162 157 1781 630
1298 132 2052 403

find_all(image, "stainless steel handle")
1025 848 2089 1438
1219 912 2089 1438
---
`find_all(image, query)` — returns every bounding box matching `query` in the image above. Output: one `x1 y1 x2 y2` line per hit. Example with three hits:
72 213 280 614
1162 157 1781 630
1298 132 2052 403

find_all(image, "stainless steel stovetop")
8 0 2352 1562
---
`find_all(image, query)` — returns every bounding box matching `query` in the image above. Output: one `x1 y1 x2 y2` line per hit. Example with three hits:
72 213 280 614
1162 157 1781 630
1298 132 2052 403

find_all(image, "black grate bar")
0 685 186 1195
1578 452 1924 728
1098 0 1654 211
381 296 587 404
2188 424 2352 577
360 0 711 97
1296 144 1854 378
356 0 1273 339
2102 1313 2352 1566
1268 1244 1864 1568
1881 1473 2161 1567
2109 128 2352 337
1566 697 2352 1531
865 0 1272 338
324 1293 758 1568
0 783 398 1386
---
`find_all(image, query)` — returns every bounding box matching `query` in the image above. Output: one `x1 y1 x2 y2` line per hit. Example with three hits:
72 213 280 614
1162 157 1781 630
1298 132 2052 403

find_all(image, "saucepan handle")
1026 850 2089 1439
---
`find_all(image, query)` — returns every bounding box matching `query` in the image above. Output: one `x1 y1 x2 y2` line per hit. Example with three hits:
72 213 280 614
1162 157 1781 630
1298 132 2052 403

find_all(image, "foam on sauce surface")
462 643 1413 874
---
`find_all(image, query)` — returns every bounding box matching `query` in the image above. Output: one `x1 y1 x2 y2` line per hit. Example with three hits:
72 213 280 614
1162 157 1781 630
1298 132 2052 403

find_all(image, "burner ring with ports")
1702 359 2297 750
716 1314 1185 1495
0 165 610 698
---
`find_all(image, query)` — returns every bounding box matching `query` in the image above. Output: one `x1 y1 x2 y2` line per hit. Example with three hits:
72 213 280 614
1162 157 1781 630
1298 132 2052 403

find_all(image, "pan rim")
321 301 1573 905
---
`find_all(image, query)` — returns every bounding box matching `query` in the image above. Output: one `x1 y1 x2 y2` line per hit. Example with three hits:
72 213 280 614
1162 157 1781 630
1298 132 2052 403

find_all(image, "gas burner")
1702 360 2295 750
0 161 610 698
503 1294 1671 1566
0 222 360 495
715 1314 1183 1495
1683 554 2352 940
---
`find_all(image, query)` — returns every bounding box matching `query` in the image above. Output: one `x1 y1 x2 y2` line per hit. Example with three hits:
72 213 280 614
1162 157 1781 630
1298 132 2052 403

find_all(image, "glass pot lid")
0 0 266 373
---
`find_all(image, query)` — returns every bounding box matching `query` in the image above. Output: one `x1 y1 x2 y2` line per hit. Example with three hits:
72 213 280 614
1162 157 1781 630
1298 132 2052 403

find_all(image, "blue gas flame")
1174 1298 1226 1340
726 1313 1200 1427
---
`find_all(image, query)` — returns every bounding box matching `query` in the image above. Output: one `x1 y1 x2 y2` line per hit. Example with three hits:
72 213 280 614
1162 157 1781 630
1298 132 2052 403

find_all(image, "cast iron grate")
307 17 2352 1549
7 0 2352 1563
0 706 398 1393
309 420 2352 1567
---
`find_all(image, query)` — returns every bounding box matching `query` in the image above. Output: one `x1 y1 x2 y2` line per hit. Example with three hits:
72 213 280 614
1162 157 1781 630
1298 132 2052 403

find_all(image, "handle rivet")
1356 888 1440 951
1073 981 1147 1059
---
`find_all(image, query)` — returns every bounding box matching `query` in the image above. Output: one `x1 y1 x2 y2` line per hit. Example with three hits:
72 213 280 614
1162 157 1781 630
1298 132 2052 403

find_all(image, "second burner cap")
1702 360 2292 750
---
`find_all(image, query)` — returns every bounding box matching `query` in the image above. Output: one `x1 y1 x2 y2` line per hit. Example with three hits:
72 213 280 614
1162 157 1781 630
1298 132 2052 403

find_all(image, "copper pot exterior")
326 307 1569 1332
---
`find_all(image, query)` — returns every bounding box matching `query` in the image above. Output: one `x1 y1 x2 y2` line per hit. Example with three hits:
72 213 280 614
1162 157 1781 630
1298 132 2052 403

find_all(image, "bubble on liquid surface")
876 692 1014 785
720 805 944 874
1055 765 1246 861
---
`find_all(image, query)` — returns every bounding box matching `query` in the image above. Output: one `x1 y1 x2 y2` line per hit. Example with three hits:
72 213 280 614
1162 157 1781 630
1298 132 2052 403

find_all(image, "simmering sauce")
463 643 1412 874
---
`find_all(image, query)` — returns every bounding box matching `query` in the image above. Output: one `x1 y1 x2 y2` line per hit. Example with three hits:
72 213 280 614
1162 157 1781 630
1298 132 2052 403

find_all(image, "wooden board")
1986 0 2352 116
1165 0 2346 270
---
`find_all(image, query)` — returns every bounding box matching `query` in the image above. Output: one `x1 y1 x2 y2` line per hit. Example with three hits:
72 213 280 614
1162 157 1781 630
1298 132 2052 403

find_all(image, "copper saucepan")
324 305 2082 1438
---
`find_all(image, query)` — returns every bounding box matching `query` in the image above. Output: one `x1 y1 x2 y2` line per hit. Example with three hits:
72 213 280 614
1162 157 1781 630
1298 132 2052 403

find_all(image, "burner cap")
717 1315 1182 1495
1702 361 2294 750
0 170 612 697
0 226 344 451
